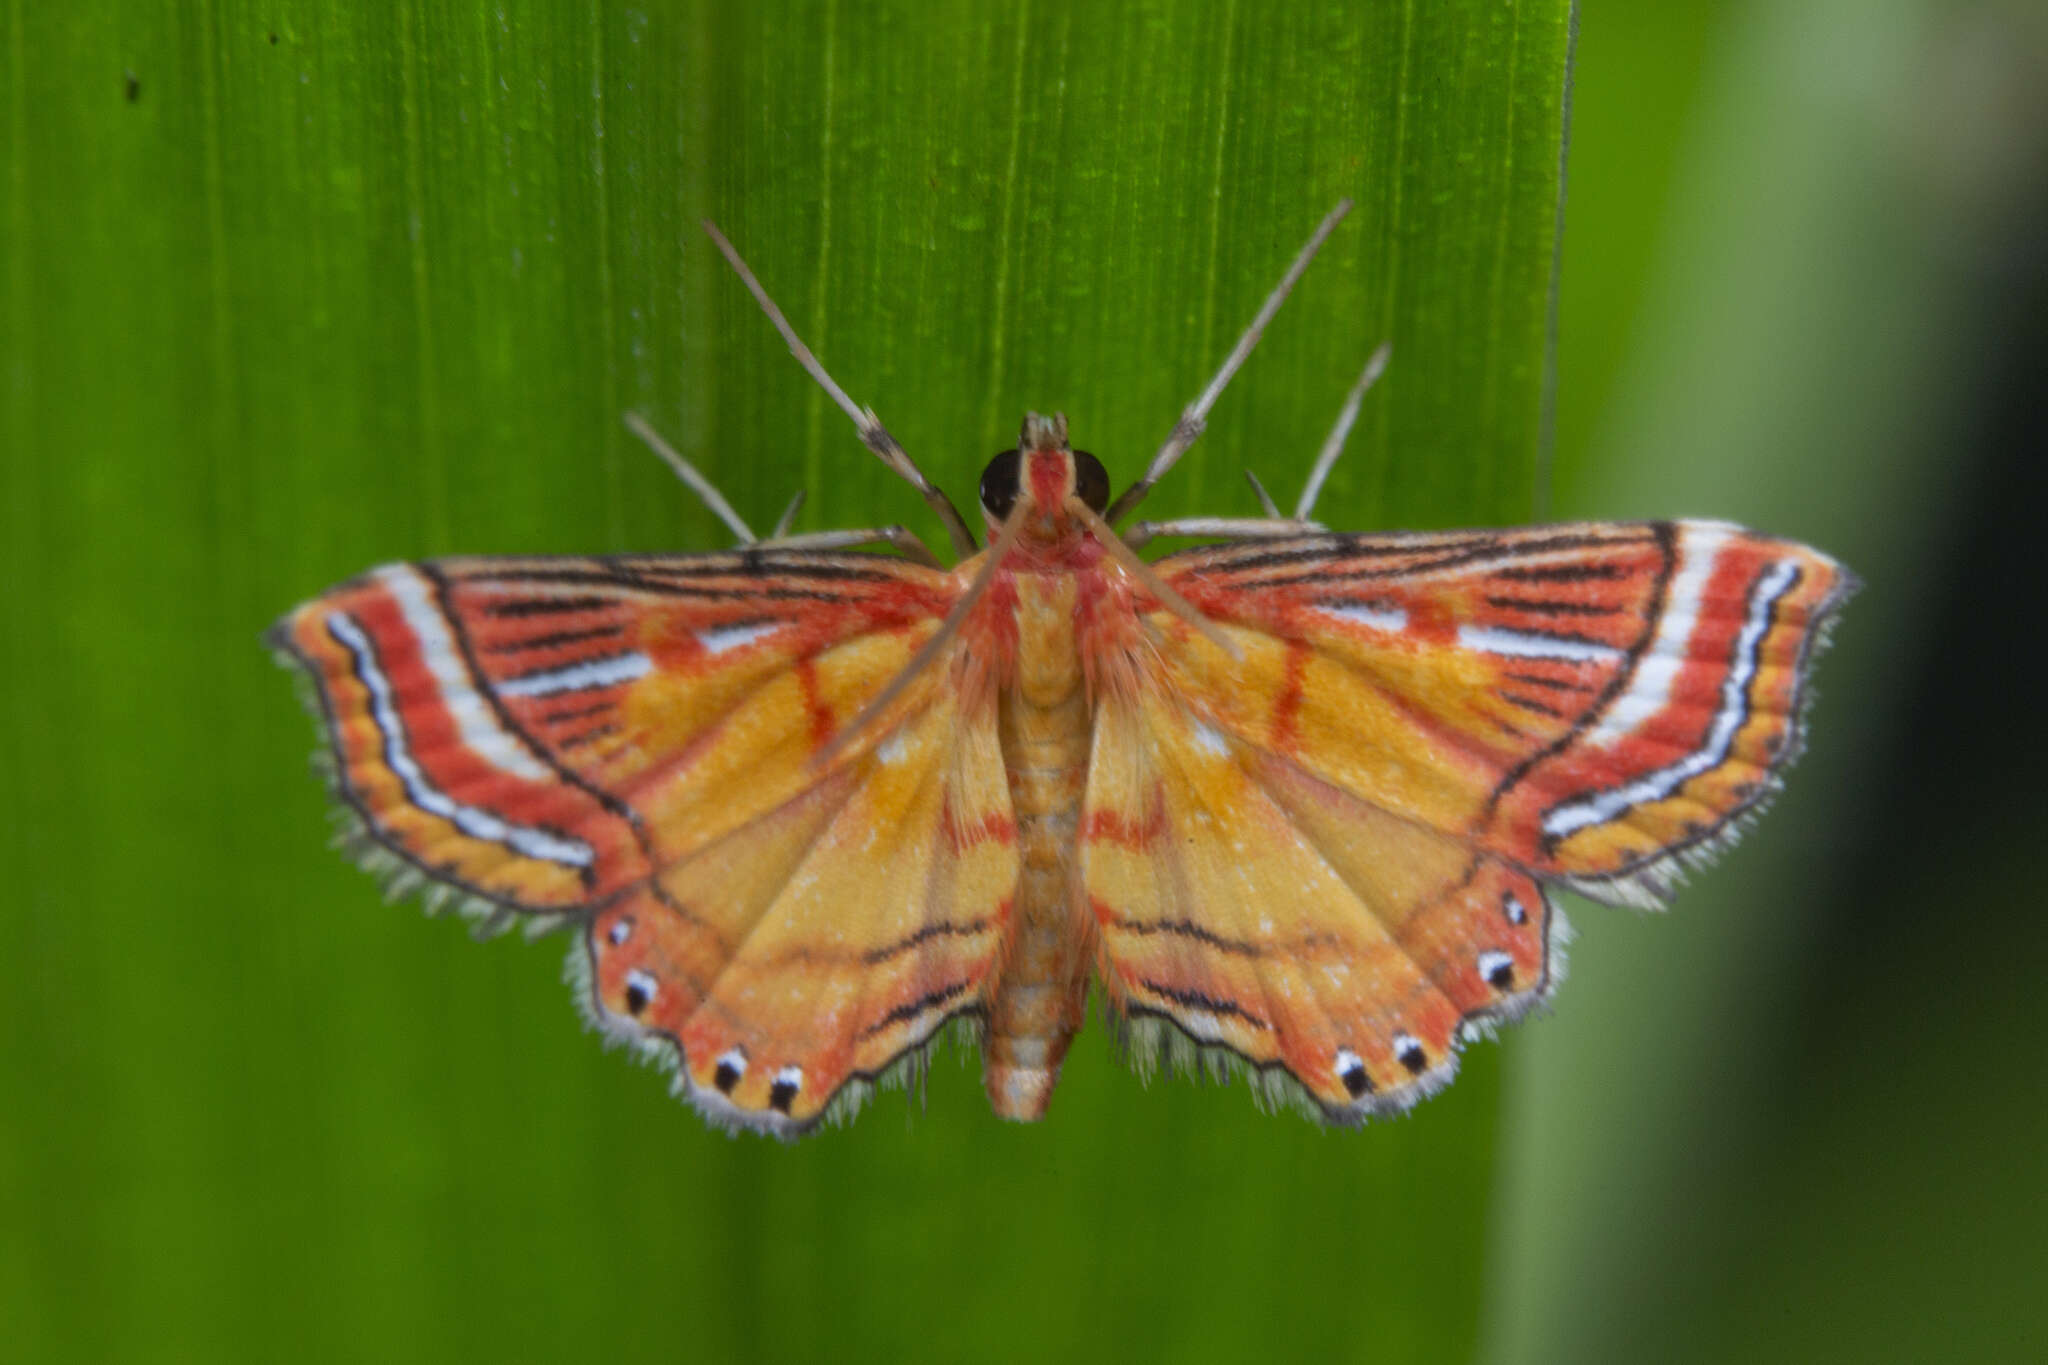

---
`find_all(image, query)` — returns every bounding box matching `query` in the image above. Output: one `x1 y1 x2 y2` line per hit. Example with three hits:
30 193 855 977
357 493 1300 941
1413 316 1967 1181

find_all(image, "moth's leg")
1131 341 1387 549
1105 200 1354 526
1195 341 1390 541
1123 516 1326 551
624 412 760 543
1292 342 1390 521
1244 469 1283 517
702 221 979 561
626 414 876 559
768 489 806 539
757 525 942 568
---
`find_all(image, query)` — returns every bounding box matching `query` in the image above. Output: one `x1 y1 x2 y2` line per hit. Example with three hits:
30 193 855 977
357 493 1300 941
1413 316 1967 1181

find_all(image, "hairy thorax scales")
982 566 1113 1120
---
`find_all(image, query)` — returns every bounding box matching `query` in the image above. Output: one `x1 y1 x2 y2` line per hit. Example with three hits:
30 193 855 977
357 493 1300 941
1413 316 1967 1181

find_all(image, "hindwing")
1084 687 1557 1117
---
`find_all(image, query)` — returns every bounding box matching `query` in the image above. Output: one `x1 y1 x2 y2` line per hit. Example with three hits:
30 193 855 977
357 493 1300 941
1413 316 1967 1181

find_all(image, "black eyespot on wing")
1480 951 1516 991
1395 1034 1427 1074
1072 450 1110 514
623 970 655 1016
979 449 1022 521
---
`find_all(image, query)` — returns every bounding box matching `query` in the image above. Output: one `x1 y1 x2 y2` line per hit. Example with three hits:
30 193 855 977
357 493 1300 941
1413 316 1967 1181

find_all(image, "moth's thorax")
1009 571 1085 707
974 541 1146 708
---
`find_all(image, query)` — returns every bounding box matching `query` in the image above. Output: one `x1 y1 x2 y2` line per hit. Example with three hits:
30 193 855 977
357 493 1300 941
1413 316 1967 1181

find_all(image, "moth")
271 202 1854 1136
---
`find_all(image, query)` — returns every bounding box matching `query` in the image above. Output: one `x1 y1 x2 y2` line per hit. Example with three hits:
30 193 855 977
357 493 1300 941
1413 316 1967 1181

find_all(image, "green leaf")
2 3 1569 1361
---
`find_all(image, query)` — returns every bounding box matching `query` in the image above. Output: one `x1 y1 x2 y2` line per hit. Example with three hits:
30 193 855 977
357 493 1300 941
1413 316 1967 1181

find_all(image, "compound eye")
1072 450 1110 515
979 449 1022 521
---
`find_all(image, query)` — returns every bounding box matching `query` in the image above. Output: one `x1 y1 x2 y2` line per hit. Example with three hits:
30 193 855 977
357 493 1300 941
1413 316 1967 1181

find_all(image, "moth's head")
979 412 1110 542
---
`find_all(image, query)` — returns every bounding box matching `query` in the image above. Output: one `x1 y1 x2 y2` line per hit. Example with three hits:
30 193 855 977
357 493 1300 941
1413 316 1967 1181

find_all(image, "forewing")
268 551 955 917
272 549 1015 1134
1153 520 1855 904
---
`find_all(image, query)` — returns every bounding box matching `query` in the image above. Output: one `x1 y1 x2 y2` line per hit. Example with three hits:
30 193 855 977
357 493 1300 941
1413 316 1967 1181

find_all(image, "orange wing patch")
270 562 651 923
1488 528 1850 902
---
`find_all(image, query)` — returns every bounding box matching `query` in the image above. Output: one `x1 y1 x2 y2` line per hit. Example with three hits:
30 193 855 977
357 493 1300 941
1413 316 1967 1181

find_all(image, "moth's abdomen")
985 574 1096 1120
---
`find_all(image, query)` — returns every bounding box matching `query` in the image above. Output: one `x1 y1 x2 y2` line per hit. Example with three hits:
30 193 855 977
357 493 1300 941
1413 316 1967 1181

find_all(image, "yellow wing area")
1084 685 1553 1118
581 673 1017 1134
1155 523 1853 903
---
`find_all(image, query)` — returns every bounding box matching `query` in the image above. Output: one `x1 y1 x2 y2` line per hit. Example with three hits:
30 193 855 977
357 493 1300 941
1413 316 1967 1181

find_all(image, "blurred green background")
3 2 2042 1362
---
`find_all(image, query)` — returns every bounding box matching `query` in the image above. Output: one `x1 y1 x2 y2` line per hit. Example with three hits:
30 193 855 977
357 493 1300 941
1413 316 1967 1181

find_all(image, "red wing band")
1539 554 1801 842
325 609 595 869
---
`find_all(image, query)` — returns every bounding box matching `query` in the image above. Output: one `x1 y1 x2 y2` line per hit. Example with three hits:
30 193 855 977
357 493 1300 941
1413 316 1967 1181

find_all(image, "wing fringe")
1107 897 1572 1126
563 934 987 1141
